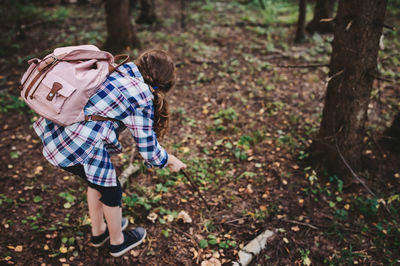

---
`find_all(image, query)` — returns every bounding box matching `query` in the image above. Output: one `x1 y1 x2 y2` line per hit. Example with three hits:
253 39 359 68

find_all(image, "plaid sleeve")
123 104 168 168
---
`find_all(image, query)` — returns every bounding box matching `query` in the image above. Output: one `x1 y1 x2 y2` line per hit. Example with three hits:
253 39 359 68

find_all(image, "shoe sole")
91 218 129 248
109 229 147 257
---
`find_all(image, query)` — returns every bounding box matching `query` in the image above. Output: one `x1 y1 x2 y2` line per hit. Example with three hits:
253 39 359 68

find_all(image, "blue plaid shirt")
33 63 168 187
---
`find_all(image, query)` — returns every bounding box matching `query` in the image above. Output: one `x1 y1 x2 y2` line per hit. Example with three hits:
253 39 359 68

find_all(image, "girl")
33 49 186 257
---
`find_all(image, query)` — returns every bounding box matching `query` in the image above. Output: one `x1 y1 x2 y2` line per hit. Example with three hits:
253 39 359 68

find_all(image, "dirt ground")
0 0 399 265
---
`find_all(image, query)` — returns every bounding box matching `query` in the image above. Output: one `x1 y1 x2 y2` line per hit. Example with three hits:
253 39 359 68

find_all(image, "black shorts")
62 164 122 207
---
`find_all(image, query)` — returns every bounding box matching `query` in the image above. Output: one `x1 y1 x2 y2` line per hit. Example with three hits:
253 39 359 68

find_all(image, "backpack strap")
84 115 117 122
108 54 130 74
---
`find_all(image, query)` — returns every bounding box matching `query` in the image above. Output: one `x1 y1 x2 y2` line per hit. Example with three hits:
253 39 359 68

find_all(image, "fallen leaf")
201 258 221 266
130 250 140 257
291 226 300 232
34 166 43 176
15 245 23 252
59 246 68 253
177 210 192 223
147 212 158 223
246 184 253 194
190 247 198 259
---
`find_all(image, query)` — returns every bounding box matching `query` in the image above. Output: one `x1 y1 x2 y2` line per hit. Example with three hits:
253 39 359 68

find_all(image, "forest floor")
0 0 400 265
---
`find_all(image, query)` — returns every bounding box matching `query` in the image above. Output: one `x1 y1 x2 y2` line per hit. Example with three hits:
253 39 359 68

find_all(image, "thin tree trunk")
180 0 186 30
310 0 387 175
104 0 140 52
306 0 335 34
136 0 157 24
295 0 307 43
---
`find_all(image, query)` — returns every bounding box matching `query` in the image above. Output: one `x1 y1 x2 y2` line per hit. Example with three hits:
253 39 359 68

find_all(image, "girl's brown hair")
135 49 176 138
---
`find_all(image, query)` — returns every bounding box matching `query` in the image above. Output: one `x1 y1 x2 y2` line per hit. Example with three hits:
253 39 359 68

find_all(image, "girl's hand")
167 154 187 172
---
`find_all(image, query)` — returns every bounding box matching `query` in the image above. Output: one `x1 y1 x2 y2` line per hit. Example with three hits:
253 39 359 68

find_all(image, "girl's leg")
102 205 124 245
87 187 107 236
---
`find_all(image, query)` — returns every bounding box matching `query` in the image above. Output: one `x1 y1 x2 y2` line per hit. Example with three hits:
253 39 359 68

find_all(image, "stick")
180 169 211 211
281 218 319 230
275 63 329 69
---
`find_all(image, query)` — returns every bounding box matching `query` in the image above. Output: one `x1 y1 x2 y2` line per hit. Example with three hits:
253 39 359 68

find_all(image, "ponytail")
135 49 176 138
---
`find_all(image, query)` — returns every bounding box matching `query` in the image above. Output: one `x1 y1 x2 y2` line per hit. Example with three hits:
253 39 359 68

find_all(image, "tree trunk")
382 112 400 152
104 0 140 52
295 0 307 43
306 0 335 34
136 0 157 24
310 0 387 175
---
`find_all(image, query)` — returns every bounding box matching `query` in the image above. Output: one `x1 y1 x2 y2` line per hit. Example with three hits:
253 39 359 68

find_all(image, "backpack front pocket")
39 74 77 114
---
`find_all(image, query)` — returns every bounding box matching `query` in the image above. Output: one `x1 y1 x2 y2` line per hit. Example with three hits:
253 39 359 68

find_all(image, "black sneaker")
109 227 147 257
90 217 129 247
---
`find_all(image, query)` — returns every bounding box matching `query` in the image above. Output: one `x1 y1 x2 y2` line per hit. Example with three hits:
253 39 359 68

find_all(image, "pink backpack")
20 45 129 126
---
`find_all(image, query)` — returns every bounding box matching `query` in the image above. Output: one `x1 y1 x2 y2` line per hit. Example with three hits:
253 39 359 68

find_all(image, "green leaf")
219 241 229 249
161 229 169 238
199 239 208 248
61 236 68 244
33 196 42 203
208 239 217 245
10 151 20 159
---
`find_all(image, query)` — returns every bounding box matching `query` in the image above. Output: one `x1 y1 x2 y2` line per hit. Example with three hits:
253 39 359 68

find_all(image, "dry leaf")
130 250 140 257
201 258 222 266
34 166 43 176
190 247 198 259
59 246 68 253
15 245 23 252
147 212 158 223
177 210 192 223
246 184 253 194
291 226 300 232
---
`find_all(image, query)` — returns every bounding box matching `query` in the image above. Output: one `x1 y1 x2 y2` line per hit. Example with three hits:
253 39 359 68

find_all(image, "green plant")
0 93 30 113
212 107 238 132
123 193 152 210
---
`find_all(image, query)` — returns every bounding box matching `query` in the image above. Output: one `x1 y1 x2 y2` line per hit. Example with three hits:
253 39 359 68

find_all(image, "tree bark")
104 0 140 52
136 0 157 25
306 0 335 34
310 0 387 175
295 0 307 43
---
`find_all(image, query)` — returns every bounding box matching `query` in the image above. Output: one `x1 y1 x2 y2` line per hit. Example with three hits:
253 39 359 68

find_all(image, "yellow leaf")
7 245 15 250
59 246 68 253
180 146 190 153
344 204 350 210
291 226 300 232
43 244 49 251
34 166 43 176
15 245 23 252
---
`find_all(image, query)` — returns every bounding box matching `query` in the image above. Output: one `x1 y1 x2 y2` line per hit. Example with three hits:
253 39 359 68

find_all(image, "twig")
170 225 199 248
120 148 140 187
335 143 392 214
180 170 211 211
375 22 396 31
369 73 400 86
324 69 344 90
222 216 249 224
275 63 329 69
281 218 319 230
